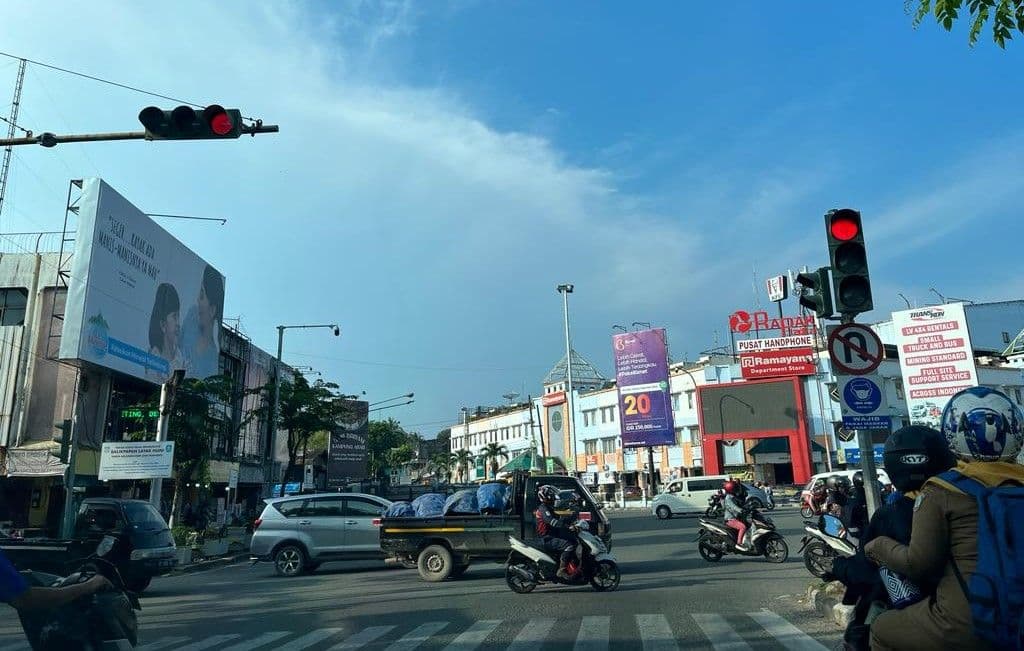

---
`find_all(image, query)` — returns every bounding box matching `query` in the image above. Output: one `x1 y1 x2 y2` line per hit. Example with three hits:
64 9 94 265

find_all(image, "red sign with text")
739 348 816 379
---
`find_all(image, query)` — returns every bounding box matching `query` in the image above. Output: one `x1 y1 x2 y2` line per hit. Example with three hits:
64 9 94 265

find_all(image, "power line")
287 350 545 373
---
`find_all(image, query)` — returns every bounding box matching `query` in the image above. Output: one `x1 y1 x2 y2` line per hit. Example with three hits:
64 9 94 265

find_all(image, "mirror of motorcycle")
96 535 117 557
819 514 846 538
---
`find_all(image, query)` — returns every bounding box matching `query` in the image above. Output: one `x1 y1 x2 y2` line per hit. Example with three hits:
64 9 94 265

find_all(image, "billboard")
739 348 816 380
60 179 225 384
893 303 978 428
98 441 175 481
612 328 675 448
327 399 369 488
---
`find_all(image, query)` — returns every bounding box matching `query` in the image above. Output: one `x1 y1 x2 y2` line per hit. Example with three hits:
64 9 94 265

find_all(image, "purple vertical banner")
612 328 676 448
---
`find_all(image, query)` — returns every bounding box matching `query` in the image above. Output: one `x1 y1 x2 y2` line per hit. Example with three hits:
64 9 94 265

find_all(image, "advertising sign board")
729 310 816 336
60 179 225 384
736 335 814 353
739 348 815 379
766 275 788 302
827 323 884 376
612 328 676 448
327 400 369 488
892 303 978 429
838 374 891 430
98 441 175 481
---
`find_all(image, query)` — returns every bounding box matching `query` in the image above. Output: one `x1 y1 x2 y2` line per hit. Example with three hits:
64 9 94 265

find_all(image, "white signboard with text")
60 179 225 384
736 334 814 353
98 441 175 481
893 303 978 428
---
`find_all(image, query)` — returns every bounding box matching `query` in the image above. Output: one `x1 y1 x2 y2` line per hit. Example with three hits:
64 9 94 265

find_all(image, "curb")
170 552 250 576
806 581 855 629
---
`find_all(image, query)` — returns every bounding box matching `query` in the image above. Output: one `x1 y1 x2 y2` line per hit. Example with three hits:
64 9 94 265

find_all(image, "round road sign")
828 323 883 375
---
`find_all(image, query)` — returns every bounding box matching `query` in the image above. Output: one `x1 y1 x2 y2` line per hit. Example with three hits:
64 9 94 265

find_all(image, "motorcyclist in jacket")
722 481 750 551
534 485 576 580
1 548 110 612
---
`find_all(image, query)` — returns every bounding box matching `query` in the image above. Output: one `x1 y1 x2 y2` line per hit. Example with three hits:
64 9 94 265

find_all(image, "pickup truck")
0 498 176 592
380 472 611 582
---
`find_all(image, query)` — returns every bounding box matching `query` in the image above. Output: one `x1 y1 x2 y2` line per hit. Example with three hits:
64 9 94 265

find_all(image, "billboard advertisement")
327 399 369 488
893 303 978 428
739 348 816 380
98 441 175 481
612 328 675 448
699 380 800 435
60 179 225 384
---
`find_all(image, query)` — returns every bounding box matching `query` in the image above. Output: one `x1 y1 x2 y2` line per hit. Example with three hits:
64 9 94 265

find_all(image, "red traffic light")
829 210 860 241
203 105 234 136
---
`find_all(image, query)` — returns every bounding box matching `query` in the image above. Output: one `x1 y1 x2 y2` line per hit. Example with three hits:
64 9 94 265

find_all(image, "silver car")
250 492 391 576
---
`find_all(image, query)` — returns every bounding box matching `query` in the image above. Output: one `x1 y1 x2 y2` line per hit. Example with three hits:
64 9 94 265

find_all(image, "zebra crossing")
0 611 830 651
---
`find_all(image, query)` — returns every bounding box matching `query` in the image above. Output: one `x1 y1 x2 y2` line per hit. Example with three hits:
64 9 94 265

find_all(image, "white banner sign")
766 275 788 302
736 334 815 353
60 179 225 384
893 303 978 428
98 441 175 481
598 470 617 484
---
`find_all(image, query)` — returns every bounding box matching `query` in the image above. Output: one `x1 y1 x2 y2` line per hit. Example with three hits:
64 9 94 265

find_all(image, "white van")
801 469 891 500
651 475 772 519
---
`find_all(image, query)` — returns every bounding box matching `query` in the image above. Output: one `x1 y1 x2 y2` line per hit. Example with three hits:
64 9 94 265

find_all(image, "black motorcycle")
704 492 724 518
18 535 141 650
696 509 788 563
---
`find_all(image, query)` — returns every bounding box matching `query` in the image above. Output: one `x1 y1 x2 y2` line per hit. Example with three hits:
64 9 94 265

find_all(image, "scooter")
800 487 827 518
704 492 724 518
799 514 857 578
697 509 788 563
18 535 141 650
505 519 620 593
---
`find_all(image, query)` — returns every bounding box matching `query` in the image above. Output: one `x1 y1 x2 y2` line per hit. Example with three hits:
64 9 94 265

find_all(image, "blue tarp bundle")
477 483 508 514
443 489 479 515
384 501 415 518
411 493 447 517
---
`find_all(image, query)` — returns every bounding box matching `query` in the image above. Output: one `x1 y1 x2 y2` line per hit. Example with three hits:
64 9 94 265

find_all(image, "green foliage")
367 418 416 479
273 372 348 495
428 451 456 483
907 0 1024 46
452 448 473 483
171 525 195 547
480 443 509 480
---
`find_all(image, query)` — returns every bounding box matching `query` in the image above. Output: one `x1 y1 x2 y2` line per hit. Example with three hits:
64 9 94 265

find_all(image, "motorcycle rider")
824 474 851 517
534 484 576 580
0 548 111 612
828 425 956 650
722 481 750 551
865 387 1024 651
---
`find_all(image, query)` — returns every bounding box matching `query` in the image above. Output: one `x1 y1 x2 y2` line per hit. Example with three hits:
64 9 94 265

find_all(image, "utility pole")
0 58 26 220
59 376 81 539
557 284 577 473
150 370 185 520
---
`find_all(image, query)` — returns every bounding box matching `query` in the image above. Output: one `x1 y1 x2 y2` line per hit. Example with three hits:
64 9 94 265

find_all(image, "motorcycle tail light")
372 518 382 527
579 512 592 521
253 518 262 530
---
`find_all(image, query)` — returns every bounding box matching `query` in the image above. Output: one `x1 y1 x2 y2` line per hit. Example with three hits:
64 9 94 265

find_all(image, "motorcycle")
18 535 141 650
697 509 788 563
800 487 827 519
704 492 724 518
799 514 857 578
505 519 620 593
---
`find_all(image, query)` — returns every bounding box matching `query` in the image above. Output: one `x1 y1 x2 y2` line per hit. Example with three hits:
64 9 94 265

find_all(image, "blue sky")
1 1 1022 436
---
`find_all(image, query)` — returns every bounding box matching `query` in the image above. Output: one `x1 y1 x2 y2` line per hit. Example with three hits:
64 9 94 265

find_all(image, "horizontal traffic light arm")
0 123 278 148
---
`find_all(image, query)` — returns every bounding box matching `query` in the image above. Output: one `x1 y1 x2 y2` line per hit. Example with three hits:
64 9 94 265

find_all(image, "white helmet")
940 387 1024 462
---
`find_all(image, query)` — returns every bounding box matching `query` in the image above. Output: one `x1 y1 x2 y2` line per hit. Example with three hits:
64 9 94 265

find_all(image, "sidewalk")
170 528 251 575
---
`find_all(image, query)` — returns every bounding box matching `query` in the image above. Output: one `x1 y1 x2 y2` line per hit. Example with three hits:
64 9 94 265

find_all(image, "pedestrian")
865 387 1024 651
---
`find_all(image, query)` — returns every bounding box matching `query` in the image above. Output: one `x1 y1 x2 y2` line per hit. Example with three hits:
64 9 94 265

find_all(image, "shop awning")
4 447 66 477
747 438 826 456
498 451 567 474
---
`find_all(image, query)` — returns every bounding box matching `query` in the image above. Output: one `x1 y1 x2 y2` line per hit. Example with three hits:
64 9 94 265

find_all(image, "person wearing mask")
1 548 110 612
827 425 956 650
534 485 576 580
722 481 750 550
824 475 851 517
865 387 1024 651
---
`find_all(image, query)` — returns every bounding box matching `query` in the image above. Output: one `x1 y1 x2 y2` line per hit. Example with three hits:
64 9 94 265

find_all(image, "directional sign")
838 374 891 430
827 323 884 376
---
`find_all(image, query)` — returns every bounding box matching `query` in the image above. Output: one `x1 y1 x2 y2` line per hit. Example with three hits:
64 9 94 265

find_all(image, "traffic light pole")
840 314 884 518
0 123 279 148
59 383 82 539
150 370 184 522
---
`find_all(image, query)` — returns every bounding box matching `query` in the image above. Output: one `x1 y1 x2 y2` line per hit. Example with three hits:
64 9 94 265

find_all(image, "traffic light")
825 208 873 316
138 105 242 140
796 267 834 319
52 419 72 464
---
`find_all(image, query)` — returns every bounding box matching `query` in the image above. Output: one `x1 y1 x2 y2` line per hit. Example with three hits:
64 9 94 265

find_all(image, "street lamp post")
267 323 340 497
557 284 577 473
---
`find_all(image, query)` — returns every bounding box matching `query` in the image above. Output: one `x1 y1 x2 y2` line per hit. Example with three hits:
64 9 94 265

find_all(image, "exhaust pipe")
511 565 534 581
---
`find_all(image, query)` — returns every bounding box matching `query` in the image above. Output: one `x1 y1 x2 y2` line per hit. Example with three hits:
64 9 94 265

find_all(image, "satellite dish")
502 392 520 405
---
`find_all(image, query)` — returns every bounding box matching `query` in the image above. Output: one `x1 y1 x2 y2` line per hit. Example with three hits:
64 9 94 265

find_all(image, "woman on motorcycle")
722 481 750 551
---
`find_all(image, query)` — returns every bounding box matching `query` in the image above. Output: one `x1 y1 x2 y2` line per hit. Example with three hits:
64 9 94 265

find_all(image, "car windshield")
123 502 168 530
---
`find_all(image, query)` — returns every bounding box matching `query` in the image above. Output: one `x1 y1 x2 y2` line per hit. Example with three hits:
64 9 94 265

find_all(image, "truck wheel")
274 544 306 577
450 563 470 578
418 545 453 582
126 576 151 593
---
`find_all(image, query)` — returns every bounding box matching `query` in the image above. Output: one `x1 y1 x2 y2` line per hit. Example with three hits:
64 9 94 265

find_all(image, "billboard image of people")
612 328 676 448
59 179 225 384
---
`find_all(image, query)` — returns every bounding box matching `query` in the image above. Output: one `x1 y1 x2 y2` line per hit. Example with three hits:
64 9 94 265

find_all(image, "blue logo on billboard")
85 313 110 358
844 377 882 414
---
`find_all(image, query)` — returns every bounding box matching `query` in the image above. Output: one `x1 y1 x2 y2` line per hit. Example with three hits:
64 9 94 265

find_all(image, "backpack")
935 469 1024 649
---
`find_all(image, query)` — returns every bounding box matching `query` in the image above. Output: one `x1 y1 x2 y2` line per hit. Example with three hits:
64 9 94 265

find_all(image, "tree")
434 428 451 454
907 0 1024 47
367 418 414 481
275 372 345 497
452 449 473 483
428 452 455 484
481 443 509 480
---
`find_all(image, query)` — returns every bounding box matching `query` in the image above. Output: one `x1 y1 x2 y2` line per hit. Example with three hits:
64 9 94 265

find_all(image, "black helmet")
883 425 957 493
537 484 558 505
825 475 850 493
852 471 864 488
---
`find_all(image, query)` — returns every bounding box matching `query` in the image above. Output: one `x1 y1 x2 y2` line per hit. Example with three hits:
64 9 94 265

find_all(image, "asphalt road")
0 508 842 650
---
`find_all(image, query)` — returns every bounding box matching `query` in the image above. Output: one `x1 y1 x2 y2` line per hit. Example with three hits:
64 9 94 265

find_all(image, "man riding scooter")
722 481 751 551
534 485 577 580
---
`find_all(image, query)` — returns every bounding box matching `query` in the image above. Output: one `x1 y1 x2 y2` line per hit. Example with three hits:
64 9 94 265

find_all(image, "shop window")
0 288 27 326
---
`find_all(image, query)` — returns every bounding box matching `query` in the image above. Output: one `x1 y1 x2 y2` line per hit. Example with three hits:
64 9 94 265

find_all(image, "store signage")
728 310 816 336
739 348 815 379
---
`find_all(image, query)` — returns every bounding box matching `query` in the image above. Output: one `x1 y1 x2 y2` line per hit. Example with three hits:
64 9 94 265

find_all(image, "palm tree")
453 449 473 484
429 452 455 484
481 443 509 480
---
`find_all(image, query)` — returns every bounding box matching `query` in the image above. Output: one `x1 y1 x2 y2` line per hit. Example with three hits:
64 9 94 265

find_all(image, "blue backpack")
936 470 1024 649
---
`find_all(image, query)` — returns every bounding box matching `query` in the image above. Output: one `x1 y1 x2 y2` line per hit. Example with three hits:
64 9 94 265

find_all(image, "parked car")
652 476 772 519
1 498 176 593
250 492 391 577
